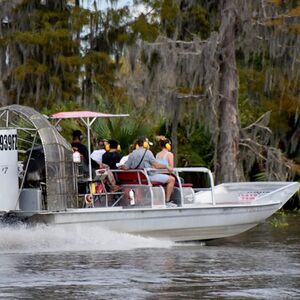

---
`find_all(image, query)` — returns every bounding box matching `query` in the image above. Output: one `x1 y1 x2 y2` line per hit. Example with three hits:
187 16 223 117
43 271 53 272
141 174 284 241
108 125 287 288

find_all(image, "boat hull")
7 181 299 242
26 201 282 242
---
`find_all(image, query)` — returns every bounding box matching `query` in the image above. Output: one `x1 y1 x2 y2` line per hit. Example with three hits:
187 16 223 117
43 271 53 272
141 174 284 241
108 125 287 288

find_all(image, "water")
0 213 299 299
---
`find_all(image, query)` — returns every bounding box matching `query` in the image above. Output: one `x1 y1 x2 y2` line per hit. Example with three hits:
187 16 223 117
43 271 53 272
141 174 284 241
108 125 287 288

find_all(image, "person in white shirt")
91 139 108 166
116 143 135 167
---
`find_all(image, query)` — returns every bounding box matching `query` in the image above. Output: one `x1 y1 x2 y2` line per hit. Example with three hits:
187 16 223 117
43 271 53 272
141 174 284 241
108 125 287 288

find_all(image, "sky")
80 0 145 16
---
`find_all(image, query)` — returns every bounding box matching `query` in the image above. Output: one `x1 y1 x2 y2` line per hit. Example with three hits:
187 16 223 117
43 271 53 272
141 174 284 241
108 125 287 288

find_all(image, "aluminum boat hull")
25 182 299 242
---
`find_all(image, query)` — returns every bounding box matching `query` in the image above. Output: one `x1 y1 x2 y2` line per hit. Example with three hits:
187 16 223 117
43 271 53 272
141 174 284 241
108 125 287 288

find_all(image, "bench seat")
115 170 193 188
115 170 152 185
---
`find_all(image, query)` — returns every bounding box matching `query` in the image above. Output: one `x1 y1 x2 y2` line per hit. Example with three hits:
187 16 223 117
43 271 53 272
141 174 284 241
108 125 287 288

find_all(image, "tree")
124 0 299 183
0 0 84 107
237 1 300 181
1 0 299 186
215 0 242 183
0 1 132 110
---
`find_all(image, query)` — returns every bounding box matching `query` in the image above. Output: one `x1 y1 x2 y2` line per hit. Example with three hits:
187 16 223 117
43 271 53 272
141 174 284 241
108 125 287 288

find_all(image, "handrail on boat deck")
87 167 215 208
113 169 155 207
144 167 215 206
174 167 215 206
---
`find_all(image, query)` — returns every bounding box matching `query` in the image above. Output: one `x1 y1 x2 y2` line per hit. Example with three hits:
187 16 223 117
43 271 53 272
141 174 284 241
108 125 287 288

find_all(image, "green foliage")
177 124 214 168
131 14 159 41
93 116 151 155
14 31 48 45
70 6 90 31
84 51 111 65
13 60 48 80
269 211 289 228
58 55 82 67
41 100 87 143
176 86 204 96
2 2 84 108
181 3 212 39
41 100 82 116
238 66 266 127
138 0 213 40
253 172 268 181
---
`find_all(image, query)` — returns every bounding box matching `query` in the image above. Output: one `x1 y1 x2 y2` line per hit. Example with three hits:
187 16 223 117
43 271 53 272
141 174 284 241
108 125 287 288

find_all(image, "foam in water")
0 224 174 253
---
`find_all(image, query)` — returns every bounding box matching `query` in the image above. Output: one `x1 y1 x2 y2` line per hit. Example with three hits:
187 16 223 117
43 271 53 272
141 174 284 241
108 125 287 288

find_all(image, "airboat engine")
23 146 46 188
19 146 45 211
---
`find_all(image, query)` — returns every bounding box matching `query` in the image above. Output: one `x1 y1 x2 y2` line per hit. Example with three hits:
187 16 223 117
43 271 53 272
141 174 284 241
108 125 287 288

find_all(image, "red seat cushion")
116 171 149 185
175 183 193 188
116 171 192 188
151 181 166 186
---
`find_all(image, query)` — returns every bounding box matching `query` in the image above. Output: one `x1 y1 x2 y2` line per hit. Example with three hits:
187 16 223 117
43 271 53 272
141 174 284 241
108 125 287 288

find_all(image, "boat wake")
0 223 174 254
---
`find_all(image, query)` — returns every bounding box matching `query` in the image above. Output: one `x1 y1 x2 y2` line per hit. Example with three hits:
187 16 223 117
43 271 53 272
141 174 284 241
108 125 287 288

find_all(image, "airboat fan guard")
0 105 75 211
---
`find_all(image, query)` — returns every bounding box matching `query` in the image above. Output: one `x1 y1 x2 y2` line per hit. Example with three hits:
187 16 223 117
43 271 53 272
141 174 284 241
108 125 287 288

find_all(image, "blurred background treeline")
0 0 299 207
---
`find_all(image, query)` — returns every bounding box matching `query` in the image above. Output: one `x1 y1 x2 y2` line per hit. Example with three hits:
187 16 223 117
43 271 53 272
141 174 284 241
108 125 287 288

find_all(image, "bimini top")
51 111 129 119
0 104 75 211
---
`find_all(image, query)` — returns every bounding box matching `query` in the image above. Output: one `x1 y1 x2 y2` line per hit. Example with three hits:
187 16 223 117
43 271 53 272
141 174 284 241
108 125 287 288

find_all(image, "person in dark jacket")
71 130 98 171
102 139 122 170
71 130 89 163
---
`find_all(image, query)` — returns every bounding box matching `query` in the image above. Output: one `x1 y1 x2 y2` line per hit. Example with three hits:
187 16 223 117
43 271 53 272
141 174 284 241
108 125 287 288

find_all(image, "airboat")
0 105 298 242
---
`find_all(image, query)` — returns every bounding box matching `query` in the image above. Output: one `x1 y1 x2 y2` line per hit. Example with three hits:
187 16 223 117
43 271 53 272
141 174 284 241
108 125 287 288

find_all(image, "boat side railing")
77 167 215 208
146 167 215 206
112 169 156 207
176 167 215 206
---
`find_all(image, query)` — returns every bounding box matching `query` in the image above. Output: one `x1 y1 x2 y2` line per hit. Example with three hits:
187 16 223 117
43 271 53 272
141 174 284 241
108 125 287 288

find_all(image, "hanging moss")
84 51 111 65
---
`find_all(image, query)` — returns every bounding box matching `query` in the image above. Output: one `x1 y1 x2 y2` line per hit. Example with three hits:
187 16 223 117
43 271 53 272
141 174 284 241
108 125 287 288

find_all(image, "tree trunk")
0 46 9 106
215 0 243 184
171 97 180 167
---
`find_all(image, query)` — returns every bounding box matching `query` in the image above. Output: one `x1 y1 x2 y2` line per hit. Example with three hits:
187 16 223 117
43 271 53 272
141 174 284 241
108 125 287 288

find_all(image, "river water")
0 213 299 299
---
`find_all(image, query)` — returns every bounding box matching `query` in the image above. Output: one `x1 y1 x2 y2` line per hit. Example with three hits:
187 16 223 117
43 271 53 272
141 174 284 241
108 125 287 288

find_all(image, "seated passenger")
71 130 98 174
122 136 175 203
91 139 108 166
156 137 174 168
102 139 122 170
99 139 122 193
71 130 89 164
116 143 135 167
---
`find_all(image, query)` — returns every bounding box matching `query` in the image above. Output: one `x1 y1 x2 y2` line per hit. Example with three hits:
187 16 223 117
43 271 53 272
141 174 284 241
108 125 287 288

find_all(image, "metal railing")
147 167 215 206
76 167 216 208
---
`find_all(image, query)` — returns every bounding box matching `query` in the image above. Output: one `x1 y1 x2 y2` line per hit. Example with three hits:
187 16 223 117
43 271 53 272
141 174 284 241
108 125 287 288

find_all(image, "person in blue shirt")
123 136 175 203
156 137 174 168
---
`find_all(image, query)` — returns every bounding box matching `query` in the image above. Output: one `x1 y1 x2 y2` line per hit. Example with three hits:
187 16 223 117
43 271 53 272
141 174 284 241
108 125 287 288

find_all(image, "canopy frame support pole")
80 117 97 182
